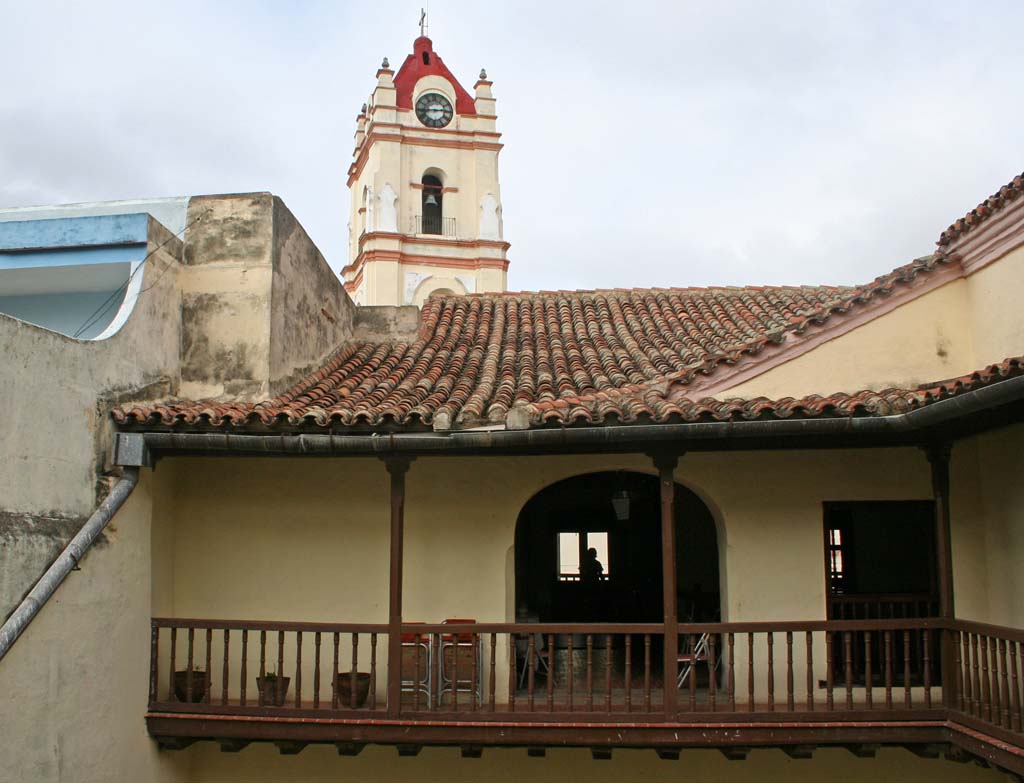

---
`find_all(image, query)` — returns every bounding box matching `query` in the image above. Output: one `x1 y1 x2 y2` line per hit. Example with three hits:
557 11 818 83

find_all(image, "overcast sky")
2 1 1022 291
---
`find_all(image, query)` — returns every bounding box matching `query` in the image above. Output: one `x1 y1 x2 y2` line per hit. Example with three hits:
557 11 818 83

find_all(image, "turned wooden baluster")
1010 640 1022 733
903 631 912 709
625 635 633 713
605 635 613 713
239 630 248 706
489 633 497 712
453 632 461 712
204 629 212 704
370 633 378 710
166 630 177 704
749 633 756 712
586 634 594 712
643 634 651 713
313 631 321 709
999 639 1011 729
730 633 738 712
825 631 834 711
331 632 340 710
843 631 853 710
526 633 535 712
568 633 576 712
923 629 932 710
472 633 480 713
805 632 814 712
149 624 159 704
508 635 517 713
972 633 983 718
952 630 963 713
221 629 230 706
785 631 794 712
688 633 697 711
864 631 872 710
961 631 974 716
277 631 285 702
295 631 303 709
884 630 893 710
708 633 718 711
186 628 195 703
350 633 359 710
547 634 555 712
767 632 776 712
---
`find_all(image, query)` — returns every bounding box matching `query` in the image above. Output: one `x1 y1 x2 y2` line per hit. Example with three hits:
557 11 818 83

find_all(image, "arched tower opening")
421 174 443 234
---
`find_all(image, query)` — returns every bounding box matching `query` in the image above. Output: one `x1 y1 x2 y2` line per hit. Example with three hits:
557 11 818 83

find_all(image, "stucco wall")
180 193 354 400
965 244 1024 366
0 473 187 783
721 280 975 400
160 446 993 712
0 217 183 621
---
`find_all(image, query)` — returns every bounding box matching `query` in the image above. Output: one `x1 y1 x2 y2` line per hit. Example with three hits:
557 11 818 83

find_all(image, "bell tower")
342 34 510 306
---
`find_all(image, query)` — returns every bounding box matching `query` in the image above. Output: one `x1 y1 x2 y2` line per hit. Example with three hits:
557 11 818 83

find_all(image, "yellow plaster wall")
163 447 982 708
182 742 1000 783
959 424 1024 627
0 473 187 783
965 244 1024 365
721 280 975 400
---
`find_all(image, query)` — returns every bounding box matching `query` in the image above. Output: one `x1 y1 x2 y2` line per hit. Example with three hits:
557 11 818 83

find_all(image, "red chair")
438 618 482 706
400 621 432 705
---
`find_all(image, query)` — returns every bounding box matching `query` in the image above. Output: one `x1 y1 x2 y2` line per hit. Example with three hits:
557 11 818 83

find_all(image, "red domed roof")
393 36 477 116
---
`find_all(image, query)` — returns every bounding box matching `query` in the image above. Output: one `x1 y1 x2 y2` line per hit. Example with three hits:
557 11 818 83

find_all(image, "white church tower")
342 32 510 306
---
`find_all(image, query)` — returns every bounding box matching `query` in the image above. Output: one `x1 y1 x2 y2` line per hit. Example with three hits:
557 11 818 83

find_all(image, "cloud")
1 0 1022 291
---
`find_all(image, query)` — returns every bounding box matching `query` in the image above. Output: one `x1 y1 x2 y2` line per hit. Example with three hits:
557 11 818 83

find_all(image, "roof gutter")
0 467 140 663
114 374 1024 462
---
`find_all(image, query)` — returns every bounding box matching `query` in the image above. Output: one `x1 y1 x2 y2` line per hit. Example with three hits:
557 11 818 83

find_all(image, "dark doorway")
823 500 939 685
514 472 720 625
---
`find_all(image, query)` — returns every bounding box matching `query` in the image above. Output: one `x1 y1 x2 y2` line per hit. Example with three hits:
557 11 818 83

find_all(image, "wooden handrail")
151 618 388 633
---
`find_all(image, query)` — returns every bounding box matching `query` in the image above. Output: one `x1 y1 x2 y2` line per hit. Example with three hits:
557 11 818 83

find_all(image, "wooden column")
926 444 957 708
653 452 681 716
384 456 413 717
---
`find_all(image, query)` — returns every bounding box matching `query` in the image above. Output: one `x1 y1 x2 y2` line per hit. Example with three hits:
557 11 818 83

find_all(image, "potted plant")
256 670 291 707
336 671 371 708
173 666 210 703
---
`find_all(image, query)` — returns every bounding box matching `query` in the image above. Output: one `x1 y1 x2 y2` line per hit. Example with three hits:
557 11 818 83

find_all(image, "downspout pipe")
0 467 140 663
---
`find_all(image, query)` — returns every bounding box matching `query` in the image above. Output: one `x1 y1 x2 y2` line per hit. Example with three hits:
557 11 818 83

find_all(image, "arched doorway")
514 471 721 625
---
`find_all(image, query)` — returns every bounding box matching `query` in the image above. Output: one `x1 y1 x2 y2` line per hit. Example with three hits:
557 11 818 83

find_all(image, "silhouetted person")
580 547 604 584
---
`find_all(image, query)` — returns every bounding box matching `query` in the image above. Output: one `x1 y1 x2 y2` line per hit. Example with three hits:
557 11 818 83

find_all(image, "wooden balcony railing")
149 617 969 716
147 616 1024 770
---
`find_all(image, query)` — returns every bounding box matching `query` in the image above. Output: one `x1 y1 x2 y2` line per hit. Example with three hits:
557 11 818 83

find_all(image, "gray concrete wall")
269 195 355 395
0 215 183 620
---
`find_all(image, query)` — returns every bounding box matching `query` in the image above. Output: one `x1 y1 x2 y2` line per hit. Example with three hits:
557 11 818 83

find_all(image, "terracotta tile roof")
113 254 1003 432
938 171 1024 247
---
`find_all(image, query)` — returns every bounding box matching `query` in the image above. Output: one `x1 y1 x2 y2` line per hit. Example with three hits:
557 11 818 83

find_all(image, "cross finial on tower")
419 7 428 37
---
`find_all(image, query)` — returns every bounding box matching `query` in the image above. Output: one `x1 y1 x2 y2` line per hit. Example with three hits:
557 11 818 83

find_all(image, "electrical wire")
70 215 203 339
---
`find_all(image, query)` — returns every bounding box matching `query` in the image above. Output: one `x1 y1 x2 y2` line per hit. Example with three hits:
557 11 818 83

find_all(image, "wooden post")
652 452 681 716
926 444 957 708
384 456 413 717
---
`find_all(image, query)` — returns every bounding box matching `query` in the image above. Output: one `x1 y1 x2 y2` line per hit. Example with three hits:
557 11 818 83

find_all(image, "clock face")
415 92 454 128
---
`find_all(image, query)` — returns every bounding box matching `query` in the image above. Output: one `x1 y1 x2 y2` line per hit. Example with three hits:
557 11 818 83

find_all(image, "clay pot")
256 675 291 707
173 670 210 703
336 672 371 708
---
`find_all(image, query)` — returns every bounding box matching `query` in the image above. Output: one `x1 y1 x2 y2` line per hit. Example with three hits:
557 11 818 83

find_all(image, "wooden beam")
591 747 613 760
336 742 365 756
843 743 879 758
527 747 547 757
384 457 413 718
397 744 422 757
720 747 750 760
652 452 681 717
656 749 680 760
781 745 815 759
460 746 483 758
274 740 307 755
925 445 957 708
217 739 250 753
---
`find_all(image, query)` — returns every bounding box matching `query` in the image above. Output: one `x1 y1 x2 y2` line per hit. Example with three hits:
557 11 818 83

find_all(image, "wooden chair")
400 621 432 706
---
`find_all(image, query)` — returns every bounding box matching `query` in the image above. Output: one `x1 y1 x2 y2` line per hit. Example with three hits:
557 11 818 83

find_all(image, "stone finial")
361 103 367 114
479 68 487 80
382 57 390 68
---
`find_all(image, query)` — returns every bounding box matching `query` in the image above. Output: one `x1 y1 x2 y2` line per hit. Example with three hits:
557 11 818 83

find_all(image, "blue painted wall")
0 213 150 252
